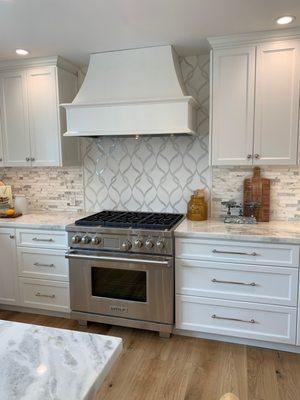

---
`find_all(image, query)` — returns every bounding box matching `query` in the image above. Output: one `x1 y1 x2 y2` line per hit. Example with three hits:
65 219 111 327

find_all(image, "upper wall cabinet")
209 31 300 166
0 57 80 167
254 41 300 165
211 46 255 165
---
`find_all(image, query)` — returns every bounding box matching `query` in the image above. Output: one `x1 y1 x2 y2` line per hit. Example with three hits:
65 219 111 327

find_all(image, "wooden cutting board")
243 167 270 222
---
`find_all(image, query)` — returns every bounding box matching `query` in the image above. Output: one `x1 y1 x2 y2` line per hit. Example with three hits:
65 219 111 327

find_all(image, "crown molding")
207 27 300 49
0 56 79 75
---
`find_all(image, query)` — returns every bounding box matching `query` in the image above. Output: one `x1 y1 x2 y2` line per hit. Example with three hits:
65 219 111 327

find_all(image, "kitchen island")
0 319 122 399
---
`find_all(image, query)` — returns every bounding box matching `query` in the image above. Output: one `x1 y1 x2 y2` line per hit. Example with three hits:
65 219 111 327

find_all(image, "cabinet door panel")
254 41 300 165
0 229 19 305
0 114 3 166
27 67 60 166
211 47 255 165
0 72 31 166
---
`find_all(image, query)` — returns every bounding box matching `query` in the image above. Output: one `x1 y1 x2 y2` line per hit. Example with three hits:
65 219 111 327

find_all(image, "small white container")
14 195 28 215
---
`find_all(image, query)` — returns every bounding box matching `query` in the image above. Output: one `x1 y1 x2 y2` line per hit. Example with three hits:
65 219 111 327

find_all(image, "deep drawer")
19 278 70 312
175 238 299 267
17 229 67 249
17 248 69 282
176 259 298 306
176 295 296 344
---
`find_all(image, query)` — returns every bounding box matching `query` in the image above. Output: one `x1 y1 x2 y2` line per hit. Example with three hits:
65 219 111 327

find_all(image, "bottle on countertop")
187 189 208 221
14 195 28 215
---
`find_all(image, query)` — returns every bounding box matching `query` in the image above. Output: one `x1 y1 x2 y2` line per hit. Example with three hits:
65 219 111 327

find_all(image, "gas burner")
75 210 184 231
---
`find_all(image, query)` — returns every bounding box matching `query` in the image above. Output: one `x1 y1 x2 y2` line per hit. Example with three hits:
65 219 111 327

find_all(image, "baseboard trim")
174 328 300 354
0 304 70 319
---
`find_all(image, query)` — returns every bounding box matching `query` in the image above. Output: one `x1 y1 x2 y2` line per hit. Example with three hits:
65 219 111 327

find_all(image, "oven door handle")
65 251 172 267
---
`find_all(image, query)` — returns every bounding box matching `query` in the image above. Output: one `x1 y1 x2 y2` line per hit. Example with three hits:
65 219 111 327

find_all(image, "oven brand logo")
109 305 128 313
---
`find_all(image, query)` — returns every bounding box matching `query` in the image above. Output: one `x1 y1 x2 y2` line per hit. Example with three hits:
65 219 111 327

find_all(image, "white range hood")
61 46 199 137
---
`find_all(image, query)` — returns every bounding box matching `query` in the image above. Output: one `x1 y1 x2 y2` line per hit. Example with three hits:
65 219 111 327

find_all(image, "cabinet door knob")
254 154 260 159
31 157 35 162
26 157 30 161
9 234 15 239
0 158 2 162
247 154 252 159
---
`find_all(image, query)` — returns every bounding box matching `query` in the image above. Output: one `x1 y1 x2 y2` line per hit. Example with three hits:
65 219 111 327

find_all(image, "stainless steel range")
66 211 184 337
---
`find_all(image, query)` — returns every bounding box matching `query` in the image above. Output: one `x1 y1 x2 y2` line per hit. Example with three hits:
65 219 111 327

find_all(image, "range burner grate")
75 211 184 230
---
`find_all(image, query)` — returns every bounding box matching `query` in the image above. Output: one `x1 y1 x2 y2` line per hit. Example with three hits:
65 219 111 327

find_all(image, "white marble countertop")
0 211 87 230
175 219 300 244
0 319 122 400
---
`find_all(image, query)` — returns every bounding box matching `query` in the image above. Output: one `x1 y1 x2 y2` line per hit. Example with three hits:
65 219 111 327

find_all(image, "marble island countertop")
0 211 87 230
0 319 122 400
175 219 300 244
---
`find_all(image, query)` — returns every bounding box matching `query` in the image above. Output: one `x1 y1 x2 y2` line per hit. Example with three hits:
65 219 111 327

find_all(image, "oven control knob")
71 235 81 244
81 235 91 244
156 239 165 250
121 240 132 251
145 239 154 250
91 236 101 245
133 239 143 248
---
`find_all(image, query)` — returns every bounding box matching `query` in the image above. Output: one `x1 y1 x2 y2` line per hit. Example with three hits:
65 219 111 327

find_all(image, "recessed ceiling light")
15 49 30 56
276 15 295 25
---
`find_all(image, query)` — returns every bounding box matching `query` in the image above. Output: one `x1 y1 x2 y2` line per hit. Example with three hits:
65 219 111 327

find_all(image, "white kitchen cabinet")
26 67 61 166
254 41 300 165
175 237 299 267
0 57 80 167
176 295 297 345
209 33 300 166
19 277 70 312
175 235 300 348
16 227 70 313
211 46 255 165
0 228 19 305
0 71 31 166
0 114 3 167
17 247 69 282
176 259 298 307
17 229 67 249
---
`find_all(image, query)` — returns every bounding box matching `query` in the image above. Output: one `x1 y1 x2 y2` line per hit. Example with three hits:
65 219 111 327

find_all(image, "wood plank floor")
1 310 300 400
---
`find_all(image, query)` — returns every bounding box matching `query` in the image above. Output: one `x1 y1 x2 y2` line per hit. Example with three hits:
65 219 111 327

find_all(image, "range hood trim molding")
61 95 198 108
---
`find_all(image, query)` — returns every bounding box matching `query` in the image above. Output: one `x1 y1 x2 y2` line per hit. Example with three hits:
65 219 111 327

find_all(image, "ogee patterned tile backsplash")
82 54 210 213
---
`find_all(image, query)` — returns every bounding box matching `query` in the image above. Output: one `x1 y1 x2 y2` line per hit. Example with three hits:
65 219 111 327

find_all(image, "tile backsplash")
2 52 300 221
0 167 84 212
212 166 300 221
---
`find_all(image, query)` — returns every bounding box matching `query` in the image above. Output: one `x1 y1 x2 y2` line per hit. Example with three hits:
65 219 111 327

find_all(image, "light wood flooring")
1 309 300 400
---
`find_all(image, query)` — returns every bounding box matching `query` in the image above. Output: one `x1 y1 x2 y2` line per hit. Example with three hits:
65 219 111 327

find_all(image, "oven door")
66 250 174 324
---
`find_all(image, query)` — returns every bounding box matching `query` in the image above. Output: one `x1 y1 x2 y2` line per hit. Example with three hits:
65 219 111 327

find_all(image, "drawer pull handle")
33 262 55 268
212 249 258 257
212 278 257 286
211 314 256 324
35 292 56 299
32 237 54 242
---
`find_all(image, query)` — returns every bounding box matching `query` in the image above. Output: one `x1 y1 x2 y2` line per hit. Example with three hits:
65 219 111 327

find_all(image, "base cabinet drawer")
17 229 67 249
176 238 299 267
19 278 70 312
176 259 298 306
176 295 296 344
18 248 69 281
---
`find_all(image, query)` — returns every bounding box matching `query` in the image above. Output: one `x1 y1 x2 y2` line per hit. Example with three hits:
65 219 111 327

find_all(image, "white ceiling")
1 0 300 67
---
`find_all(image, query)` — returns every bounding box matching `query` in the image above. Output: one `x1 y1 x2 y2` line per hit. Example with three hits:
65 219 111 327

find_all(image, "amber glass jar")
187 189 208 221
